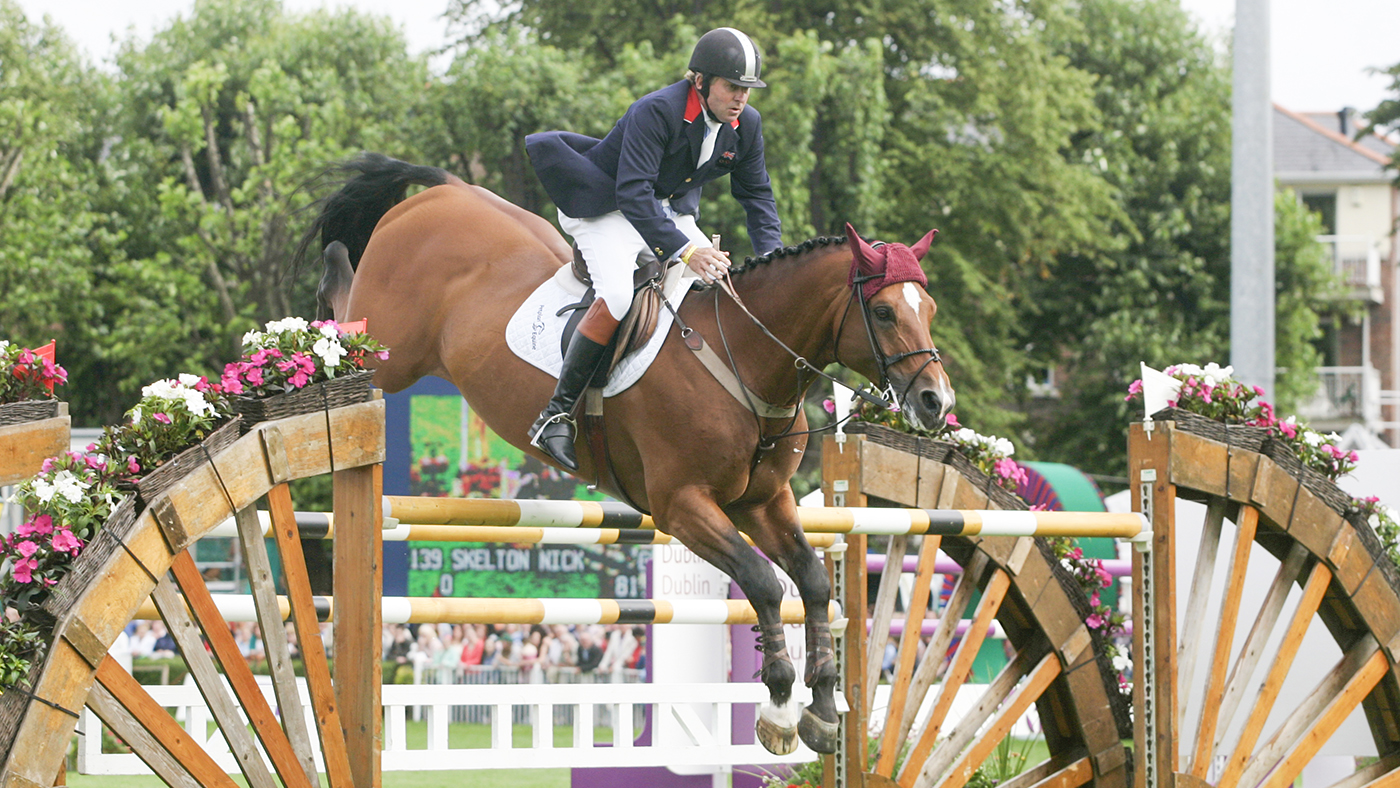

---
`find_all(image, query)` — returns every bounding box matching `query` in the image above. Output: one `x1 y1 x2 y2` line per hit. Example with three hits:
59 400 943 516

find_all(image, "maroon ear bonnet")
845 223 936 300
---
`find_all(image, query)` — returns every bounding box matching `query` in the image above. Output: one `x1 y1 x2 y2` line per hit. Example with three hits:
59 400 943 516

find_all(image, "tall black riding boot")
528 299 619 471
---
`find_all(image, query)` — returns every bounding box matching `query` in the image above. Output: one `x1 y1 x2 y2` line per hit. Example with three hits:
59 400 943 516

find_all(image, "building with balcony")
1275 105 1398 446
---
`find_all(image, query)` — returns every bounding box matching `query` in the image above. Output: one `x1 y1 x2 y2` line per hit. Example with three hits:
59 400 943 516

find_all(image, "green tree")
107 0 436 348
0 2 100 364
1022 0 1346 474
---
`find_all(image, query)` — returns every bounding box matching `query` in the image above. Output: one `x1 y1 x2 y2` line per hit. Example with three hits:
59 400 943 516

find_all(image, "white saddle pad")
505 263 698 397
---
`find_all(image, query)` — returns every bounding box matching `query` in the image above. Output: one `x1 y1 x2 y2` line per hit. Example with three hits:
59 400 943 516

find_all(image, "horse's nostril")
921 390 941 415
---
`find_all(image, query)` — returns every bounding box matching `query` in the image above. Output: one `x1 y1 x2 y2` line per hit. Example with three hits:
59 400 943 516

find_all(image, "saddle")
559 245 670 386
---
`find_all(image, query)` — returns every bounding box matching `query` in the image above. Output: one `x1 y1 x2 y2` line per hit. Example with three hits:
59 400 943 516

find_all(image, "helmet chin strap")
696 75 722 124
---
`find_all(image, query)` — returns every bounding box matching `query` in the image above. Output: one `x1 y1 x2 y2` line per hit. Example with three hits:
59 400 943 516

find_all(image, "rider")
524 27 784 471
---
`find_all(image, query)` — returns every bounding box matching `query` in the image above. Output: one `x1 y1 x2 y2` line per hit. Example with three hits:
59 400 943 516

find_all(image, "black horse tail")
293 153 451 275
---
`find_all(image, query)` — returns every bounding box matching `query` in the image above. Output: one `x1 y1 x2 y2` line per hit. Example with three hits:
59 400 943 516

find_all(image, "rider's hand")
686 245 731 284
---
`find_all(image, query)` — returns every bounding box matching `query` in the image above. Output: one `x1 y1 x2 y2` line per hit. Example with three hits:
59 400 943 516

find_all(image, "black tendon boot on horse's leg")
782 543 840 754
528 300 619 471
800 625 840 753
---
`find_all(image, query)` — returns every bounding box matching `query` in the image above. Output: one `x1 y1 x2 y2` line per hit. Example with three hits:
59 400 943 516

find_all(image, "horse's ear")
845 222 882 272
910 229 938 262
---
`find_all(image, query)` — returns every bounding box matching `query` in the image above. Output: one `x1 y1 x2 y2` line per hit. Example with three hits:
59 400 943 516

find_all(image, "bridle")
682 250 943 449
834 268 944 409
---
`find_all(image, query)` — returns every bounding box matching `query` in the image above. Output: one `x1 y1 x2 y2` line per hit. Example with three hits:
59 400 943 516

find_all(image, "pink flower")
1253 385 1265 396
1095 563 1113 587
29 514 53 535
50 529 82 554
374 350 390 361
945 413 960 427
1068 547 1083 560
1348 451 1359 463
1127 379 1143 396
1086 613 1104 629
84 453 106 471
244 366 265 386
153 412 172 425
220 372 244 395
127 456 141 474
822 398 835 414
40 456 56 472
11 557 38 584
16 540 39 558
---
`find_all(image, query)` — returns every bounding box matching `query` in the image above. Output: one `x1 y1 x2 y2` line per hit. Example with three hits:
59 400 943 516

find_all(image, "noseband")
835 272 943 409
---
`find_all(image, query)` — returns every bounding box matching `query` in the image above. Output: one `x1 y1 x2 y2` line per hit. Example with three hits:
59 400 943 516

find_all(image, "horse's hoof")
756 701 801 756
756 715 800 756
798 708 840 754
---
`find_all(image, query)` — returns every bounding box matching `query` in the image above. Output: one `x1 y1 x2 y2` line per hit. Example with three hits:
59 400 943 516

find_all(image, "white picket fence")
77 676 821 775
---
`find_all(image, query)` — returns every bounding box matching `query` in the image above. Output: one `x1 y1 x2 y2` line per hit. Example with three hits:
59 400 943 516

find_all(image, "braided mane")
686 236 848 293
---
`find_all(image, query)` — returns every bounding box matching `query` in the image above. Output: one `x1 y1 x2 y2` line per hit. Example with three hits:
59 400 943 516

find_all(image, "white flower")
0 340 9 352
313 336 346 369
1201 362 1233 387
265 317 309 334
32 478 56 503
181 389 213 417
130 406 142 424
319 324 340 340
178 373 202 388
52 470 88 503
1173 363 1204 377
242 329 266 349
1303 429 1324 447
994 438 1015 457
142 379 179 400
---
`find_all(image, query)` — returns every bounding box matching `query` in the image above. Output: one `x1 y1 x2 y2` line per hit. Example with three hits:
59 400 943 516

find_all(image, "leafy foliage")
1 0 1349 472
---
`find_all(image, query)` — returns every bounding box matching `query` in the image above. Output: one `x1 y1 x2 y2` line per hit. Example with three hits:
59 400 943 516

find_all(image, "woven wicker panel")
0 656 48 766
130 418 241 508
232 370 374 434
0 400 60 428
33 497 142 628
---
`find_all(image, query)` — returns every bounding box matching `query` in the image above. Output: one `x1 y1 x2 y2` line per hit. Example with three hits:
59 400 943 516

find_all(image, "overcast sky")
14 0 1400 114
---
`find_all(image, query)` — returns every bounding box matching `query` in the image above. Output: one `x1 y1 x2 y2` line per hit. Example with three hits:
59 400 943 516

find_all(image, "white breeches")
558 206 710 321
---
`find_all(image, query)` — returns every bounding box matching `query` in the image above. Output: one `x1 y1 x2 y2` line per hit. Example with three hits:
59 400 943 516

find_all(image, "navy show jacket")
526 80 783 261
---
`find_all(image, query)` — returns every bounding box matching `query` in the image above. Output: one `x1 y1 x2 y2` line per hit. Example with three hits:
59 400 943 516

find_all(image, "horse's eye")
874 305 895 322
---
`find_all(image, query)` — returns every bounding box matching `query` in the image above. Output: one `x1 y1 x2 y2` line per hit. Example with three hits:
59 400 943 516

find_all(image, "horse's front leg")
734 491 841 755
652 485 801 756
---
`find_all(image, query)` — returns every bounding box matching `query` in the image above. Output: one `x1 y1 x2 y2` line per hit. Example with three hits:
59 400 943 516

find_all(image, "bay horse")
299 154 955 755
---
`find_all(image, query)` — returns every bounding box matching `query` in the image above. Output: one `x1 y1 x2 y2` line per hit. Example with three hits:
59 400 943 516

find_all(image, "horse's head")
837 223 956 431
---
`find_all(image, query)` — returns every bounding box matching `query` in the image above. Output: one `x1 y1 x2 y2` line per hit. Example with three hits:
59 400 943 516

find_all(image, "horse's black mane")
740 235 847 272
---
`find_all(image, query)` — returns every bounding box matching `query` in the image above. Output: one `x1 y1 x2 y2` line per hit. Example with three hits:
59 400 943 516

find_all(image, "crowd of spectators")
116 618 648 686
384 622 647 684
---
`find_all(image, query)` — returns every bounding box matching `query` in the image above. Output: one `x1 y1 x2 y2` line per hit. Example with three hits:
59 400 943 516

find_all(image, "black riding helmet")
689 28 767 90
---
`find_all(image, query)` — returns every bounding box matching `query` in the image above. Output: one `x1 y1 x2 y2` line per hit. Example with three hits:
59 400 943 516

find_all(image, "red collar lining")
685 85 740 128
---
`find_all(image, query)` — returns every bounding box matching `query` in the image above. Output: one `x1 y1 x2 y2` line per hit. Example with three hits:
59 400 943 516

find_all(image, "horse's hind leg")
654 487 801 756
735 494 841 755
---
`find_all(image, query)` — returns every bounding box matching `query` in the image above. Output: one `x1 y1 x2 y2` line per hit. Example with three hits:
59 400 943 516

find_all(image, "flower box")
127 417 242 507
1147 407 1271 452
0 398 61 428
231 369 375 433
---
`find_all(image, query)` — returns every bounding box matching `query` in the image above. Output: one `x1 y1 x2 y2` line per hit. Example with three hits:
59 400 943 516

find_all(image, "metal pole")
1230 0 1275 397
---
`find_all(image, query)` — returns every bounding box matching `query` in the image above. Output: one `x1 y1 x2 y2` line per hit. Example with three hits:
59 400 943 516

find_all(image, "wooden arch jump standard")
1132 419 1400 788
0 399 386 788
821 426 1132 788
